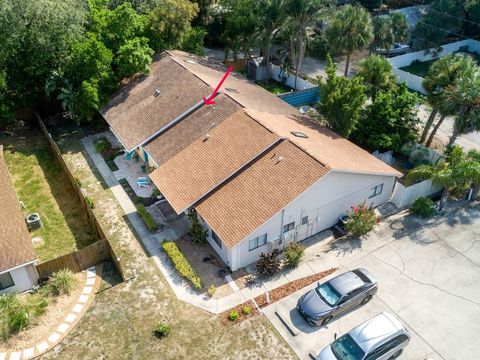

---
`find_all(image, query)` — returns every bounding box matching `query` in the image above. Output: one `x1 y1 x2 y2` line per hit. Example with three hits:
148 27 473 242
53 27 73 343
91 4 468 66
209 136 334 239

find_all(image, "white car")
316 312 410 360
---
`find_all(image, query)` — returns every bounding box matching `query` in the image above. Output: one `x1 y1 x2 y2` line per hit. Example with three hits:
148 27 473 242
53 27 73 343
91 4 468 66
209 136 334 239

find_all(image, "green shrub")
228 310 238 321
207 284 216 297
187 209 207 244
307 34 329 59
49 269 76 295
74 177 82 188
345 203 378 238
284 243 305 267
154 322 170 338
255 249 281 277
410 197 436 218
94 137 111 153
85 196 95 209
241 305 251 315
162 241 203 290
136 204 158 231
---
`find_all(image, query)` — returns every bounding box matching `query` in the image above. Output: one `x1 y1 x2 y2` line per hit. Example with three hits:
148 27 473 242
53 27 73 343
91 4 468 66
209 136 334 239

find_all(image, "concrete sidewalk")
82 133 335 314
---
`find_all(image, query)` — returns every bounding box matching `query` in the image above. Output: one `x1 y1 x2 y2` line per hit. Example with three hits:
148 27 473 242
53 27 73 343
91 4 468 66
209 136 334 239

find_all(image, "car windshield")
316 282 341 306
330 334 365 360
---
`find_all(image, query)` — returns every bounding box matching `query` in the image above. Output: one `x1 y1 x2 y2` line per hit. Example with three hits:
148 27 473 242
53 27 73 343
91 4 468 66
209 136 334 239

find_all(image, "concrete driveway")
264 202 480 360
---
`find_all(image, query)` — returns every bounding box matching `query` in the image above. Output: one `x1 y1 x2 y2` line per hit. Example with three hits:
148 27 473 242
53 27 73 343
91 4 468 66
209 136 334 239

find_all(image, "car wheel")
361 295 372 305
322 316 333 326
390 349 403 359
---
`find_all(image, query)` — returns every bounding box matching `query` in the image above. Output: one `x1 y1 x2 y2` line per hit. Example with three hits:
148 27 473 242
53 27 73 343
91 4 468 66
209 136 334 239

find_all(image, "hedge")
136 204 158 231
162 241 203 290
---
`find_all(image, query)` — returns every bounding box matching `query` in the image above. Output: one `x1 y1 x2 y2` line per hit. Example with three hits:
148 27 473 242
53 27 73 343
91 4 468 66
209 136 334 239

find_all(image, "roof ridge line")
179 137 286 213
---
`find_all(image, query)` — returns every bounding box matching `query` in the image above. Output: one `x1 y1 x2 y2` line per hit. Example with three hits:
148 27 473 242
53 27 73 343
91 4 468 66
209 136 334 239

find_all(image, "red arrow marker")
203 65 234 106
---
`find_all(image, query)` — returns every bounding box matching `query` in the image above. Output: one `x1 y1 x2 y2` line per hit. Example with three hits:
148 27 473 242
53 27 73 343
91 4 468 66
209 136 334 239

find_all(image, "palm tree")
443 73 480 147
258 0 287 82
372 16 393 56
467 150 480 200
407 147 471 211
390 12 408 44
421 54 478 145
287 0 325 89
326 5 373 77
356 54 396 99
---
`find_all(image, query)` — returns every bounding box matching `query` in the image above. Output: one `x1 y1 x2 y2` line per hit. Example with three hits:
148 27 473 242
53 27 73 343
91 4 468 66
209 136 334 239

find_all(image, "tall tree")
318 56 367 137
422 54 479 145
287 0 325 88
257 0 286 82
115 37 154 79
326 5 373 76
0 0 87 126
372 16 394 55
352 83 419 152
390 12 408 44
356 54 396 99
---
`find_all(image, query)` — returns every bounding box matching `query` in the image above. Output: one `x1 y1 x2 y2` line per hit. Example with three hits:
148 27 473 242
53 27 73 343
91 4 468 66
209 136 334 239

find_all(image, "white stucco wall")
197 214 232 268
0 263 38 294
230 171 396 270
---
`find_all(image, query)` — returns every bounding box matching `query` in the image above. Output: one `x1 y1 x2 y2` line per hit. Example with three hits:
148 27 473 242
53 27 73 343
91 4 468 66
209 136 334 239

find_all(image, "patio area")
113 155 153 198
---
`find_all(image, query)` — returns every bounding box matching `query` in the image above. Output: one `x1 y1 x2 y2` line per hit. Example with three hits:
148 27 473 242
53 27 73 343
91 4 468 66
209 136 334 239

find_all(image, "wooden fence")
35 112 125 281
36 240 110 278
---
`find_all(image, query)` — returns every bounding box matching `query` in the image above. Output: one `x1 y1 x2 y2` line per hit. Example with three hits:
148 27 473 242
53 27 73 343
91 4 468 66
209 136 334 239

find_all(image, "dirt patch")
0 272 85 352
255 268 337 308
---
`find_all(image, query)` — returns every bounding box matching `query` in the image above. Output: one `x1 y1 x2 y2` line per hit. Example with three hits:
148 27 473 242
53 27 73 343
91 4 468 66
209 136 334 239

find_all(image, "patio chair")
136 176 151 188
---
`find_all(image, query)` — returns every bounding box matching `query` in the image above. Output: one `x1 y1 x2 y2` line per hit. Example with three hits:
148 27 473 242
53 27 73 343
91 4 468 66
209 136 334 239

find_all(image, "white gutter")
181 137 286 213
0 259 37 276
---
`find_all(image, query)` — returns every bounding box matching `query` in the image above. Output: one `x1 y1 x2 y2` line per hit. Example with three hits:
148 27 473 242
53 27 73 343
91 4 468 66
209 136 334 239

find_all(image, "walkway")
82 133 335 314
0 265 101 360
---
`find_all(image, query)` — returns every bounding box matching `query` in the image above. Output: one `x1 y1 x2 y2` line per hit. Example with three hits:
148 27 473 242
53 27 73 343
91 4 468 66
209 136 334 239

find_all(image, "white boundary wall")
389 39 480 94
391 179 443 208
270 64 316 91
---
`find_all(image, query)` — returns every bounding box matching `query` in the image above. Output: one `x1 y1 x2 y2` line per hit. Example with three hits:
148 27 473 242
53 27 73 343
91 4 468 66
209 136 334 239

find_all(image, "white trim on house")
0 259 37 276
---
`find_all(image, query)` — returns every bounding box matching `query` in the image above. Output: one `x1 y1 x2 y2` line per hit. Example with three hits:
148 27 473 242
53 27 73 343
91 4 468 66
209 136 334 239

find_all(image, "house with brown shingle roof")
101 51 402 271
0 146 38 293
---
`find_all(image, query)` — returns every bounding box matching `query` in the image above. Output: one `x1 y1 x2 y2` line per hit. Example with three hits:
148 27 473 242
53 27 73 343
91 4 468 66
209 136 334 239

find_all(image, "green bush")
187 209 207 244
207 284 216 297
241 305 251 315
154 322 170 338
85 196 95 209
255 249 281 277
162 241 203 290
307 34 329 59
49 269 76 295
136 204 158 231
345 203 378 238
410 197 436 218
228 310 238 321
74 177 82 188
0 291 49 340
284 243 305 267
94 137 111 153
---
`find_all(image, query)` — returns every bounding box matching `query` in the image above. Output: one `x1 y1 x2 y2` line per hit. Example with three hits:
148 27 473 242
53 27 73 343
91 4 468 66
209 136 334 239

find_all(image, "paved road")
264 203 480 360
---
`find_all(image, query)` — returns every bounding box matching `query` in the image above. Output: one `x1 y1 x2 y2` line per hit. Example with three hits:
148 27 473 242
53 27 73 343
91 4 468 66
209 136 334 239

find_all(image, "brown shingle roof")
144 94 242 166
0 146 36 273
149 110 280 213
100 54 212 151
245 109 403 177
167 50 297 116
195 140 329 248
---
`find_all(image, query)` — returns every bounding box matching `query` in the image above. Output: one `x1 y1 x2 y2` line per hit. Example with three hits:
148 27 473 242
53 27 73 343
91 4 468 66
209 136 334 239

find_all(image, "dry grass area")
39 130 296 360
0 128 96 261
0 272 85 352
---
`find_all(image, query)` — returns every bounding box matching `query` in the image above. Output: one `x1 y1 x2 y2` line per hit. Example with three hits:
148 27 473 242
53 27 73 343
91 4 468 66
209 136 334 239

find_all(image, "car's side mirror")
334 333 337 341
317 282 321 287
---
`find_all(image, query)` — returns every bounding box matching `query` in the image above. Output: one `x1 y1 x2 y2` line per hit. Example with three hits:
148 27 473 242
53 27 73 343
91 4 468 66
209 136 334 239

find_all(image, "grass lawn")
399 59 434 78
41 127 296 360
257 81 292 95
0 129 96 261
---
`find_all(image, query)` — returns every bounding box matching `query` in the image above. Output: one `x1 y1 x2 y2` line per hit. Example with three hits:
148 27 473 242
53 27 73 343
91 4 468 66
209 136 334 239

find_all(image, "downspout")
279 209 285 249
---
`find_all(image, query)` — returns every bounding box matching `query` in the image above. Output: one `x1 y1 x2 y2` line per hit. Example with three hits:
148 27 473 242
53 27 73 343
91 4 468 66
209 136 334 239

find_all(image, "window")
211 230 222 248
364 334 409 360
0 272 14 290
249 234 267 251
369 184 384 198
301 216 309 225
283 222 295 233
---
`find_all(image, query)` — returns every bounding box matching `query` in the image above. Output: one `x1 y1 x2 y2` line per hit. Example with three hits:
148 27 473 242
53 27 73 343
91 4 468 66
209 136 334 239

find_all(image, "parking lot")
264 203 480 360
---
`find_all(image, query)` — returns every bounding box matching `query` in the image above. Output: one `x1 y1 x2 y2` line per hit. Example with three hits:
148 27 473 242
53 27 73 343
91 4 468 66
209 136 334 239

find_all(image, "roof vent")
291 131 308 138
203 134 211 142
275 156 284 165
154 89 161 97
185 60 197 64
225 87 239 93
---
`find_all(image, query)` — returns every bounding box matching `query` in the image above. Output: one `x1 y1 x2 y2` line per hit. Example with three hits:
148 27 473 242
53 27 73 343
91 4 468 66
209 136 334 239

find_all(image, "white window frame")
249 233 267 251
283 222 295 233
369 184 384 198
211 230 222 248
301 216 309 225
0 272 14 290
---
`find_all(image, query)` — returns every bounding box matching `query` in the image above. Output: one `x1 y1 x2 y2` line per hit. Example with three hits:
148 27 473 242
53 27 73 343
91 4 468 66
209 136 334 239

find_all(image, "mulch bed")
220 267 338 325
